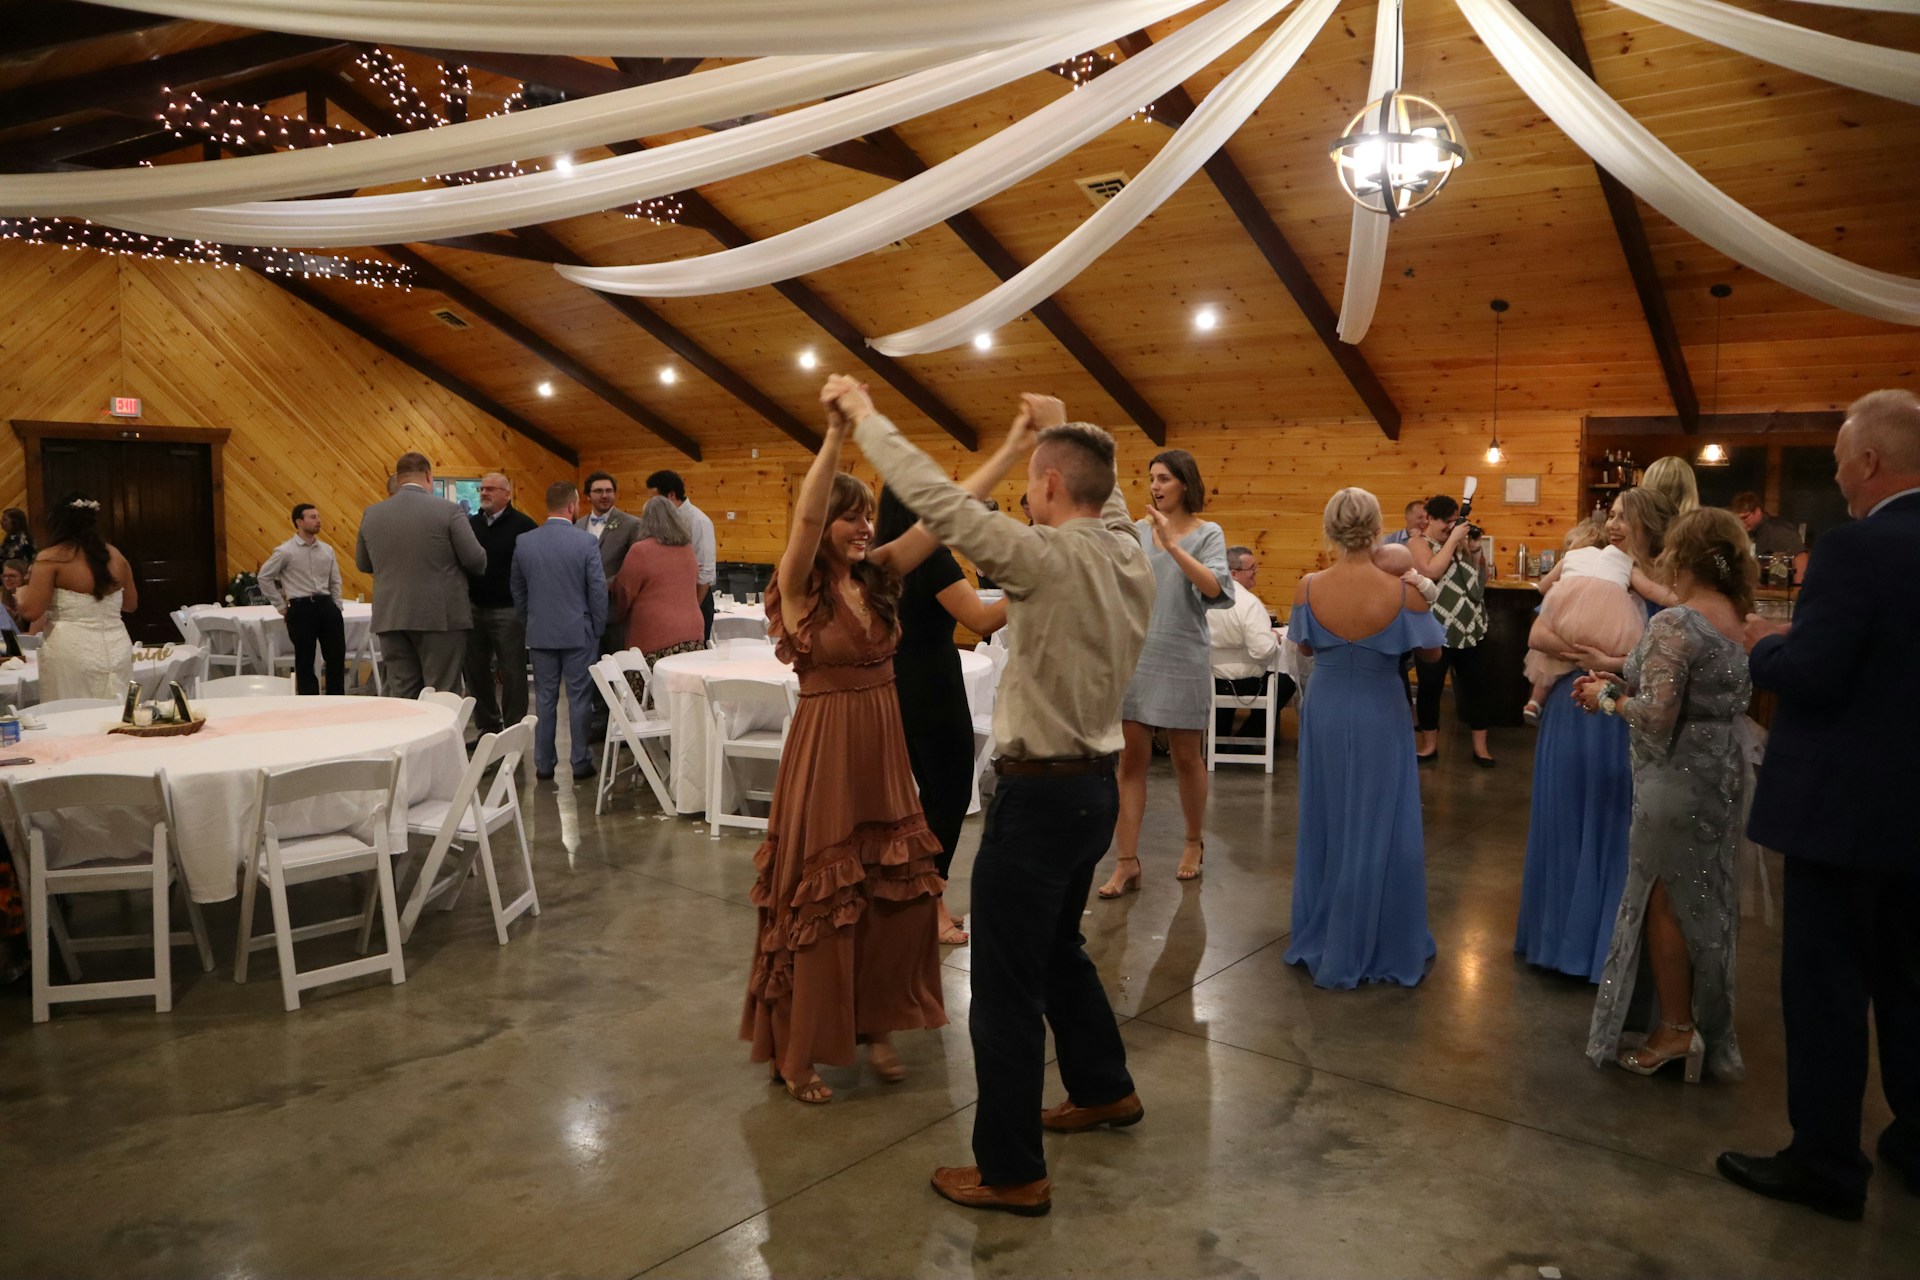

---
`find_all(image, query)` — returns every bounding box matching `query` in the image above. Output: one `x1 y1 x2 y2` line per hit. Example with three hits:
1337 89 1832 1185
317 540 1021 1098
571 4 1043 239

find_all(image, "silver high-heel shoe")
1617 1021 1705 1083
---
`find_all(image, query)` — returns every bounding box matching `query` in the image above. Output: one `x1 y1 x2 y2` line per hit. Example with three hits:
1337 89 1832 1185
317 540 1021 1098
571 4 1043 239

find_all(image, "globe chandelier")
1330 87 1467 219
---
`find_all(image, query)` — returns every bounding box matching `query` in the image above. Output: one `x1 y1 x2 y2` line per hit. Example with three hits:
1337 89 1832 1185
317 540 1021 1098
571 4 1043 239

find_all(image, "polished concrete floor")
2 719 1912 1279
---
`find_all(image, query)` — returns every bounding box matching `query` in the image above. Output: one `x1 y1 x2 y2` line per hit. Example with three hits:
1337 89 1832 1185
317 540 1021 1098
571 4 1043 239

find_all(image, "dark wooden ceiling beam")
0 33 343 134
863 127 1168 445
249 267 579 465
610 57 707 86
1509 0 1700 431
384 244 703 460
510 224 822 452
421 232 557 262
1110 32 1401 441
5 1 181 57
1589 412 1839 435
410 50 634 99
0 117 158 171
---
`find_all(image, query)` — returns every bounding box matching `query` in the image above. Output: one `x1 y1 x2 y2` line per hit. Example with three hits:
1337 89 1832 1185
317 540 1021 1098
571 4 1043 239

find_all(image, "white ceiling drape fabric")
1776 0 1920 12
557 0 1292 299
871 0 1341 357
1333 0 1403 345
83 0 1201 56
0 50 963 216
97 0 1203 247
1457 0 1920 326
1609 0 1920 105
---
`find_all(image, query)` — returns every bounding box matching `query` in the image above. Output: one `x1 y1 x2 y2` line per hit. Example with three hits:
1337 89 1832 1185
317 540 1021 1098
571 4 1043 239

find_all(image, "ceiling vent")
1075 171 1130 207
429 307 471 330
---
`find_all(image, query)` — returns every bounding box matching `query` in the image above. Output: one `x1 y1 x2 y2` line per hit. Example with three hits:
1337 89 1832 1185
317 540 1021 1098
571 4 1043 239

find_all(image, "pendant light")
1697 284 1732 467
1484 299 1508 465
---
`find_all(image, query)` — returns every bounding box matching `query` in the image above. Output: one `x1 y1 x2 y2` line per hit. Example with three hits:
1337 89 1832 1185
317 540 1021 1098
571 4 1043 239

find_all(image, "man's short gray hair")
1225 545 1254 568
1847 389 1920 473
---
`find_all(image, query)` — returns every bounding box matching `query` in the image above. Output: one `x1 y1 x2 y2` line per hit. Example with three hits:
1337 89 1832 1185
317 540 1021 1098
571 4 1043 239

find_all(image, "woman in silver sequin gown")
1575 509 1756 1082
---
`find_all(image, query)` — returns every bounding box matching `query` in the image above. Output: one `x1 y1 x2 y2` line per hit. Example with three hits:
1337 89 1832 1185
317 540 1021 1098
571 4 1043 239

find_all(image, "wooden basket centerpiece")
106 679 204 737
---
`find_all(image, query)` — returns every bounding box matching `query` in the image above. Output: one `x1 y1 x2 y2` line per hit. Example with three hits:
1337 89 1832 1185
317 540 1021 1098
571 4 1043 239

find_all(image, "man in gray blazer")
513 480 607 781
355 451 488 700
576 471 642 653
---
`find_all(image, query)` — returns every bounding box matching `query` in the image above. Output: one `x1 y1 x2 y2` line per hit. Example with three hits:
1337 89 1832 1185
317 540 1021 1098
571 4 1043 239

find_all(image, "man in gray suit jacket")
576 471 642 652
355 451 487 700
514 480 607 781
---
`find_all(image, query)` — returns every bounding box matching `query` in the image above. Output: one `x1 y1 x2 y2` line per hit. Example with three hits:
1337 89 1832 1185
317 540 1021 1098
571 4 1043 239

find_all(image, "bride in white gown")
15 494 137 701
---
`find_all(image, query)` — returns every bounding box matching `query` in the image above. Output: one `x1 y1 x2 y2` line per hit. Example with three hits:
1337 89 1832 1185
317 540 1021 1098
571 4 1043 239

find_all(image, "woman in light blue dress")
1285 489 1445 989
1097 450 1231 898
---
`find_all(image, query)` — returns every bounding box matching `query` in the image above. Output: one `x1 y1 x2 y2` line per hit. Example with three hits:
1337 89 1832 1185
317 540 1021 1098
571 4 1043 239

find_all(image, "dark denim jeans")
969 770 1134 1185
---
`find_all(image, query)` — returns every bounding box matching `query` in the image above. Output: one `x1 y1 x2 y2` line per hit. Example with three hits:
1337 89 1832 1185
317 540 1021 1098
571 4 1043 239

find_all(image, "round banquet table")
650 647 995 816
185 602 374 672
0 644 206 709
0 696 465 903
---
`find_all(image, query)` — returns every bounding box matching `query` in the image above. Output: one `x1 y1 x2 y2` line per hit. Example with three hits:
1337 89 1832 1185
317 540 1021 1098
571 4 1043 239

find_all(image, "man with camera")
1409 488 1495 767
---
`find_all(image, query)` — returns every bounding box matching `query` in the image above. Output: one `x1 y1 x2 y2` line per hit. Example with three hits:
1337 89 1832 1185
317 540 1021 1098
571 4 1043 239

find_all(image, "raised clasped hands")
1004 392 1064 456
819 374 875 433
1143 501 1173 550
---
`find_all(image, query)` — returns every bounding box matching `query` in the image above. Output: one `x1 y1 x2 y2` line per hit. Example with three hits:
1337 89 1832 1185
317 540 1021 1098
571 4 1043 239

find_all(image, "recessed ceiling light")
659 367 678 385
972 332 994 352
1194 306 1220 331
554 155 574 174
536 381 554 398
798 349 818 371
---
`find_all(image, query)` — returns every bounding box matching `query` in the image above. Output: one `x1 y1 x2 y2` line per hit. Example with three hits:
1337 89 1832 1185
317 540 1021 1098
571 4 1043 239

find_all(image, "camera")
1456 476 1485 540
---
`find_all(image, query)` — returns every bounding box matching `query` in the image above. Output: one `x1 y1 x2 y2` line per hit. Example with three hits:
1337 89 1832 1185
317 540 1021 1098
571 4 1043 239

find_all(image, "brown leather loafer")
930 1165 1051 1216
1041 1092 1145 1133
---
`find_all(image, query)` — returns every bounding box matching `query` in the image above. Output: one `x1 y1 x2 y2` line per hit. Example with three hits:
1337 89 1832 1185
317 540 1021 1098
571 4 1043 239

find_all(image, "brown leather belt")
994 753 1117 778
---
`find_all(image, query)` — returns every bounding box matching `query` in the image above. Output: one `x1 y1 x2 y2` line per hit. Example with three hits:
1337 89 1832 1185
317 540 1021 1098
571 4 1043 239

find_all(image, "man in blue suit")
1719 389 1920 1221
511 481 606 782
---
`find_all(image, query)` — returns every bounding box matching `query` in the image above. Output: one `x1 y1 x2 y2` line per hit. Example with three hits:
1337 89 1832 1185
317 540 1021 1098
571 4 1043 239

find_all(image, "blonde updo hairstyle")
1643 455 1700 514
1324 487 1383 553
1659 507 1758 615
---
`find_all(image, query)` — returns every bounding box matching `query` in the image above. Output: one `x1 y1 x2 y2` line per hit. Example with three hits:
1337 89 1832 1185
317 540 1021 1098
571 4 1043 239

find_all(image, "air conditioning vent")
1075 172 1130 207
429 307 471 330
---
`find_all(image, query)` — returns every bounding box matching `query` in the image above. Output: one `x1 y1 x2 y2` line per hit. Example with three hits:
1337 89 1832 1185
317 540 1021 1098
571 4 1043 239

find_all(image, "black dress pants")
1415 642 1491 732
970 770 1134 1186
700 588 716 643
284 596 345 696
1781 856 1920 1194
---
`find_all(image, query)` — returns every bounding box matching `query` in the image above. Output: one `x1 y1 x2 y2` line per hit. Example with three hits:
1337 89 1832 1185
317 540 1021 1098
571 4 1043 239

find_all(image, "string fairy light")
1048 50 1161 126
621 195 686 226
0 217 417 290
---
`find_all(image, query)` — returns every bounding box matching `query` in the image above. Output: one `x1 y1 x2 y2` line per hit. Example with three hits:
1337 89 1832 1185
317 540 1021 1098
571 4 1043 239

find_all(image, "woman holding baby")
1284 488 1445 989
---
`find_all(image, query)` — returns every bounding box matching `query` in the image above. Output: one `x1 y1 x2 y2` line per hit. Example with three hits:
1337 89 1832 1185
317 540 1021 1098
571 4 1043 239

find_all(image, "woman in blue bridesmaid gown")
1285 488 1446 989
1513 488 1674 981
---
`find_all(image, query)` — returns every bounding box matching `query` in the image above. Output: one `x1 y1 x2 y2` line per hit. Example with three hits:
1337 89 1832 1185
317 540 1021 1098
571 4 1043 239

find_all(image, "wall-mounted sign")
108 397 142 418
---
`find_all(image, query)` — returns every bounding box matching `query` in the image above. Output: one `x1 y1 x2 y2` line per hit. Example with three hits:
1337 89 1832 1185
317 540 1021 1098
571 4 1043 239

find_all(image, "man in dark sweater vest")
464 470 539 736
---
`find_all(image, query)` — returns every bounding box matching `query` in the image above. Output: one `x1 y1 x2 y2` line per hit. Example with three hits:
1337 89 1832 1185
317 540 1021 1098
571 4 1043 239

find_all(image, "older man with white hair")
464 470 538 736
1719 389 1920 1221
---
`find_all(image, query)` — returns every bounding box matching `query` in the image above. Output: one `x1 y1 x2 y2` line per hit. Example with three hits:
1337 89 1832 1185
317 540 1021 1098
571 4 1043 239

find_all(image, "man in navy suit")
511 481 606 782
1719 389 1920 1221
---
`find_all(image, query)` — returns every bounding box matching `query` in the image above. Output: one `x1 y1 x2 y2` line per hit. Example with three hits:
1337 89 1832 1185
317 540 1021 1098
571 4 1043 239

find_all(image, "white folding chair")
17 633 42 652
347 628 384 695
1206 668 1282 773
234 754 405 1011
418 686 476 741
6 770 213 1023
710 614 766 643
393 717 538 945
260 621 298 679
170 609 200 647
701 676 796 839
189 613 247 677
589 657 673 816
199 674 294 698
163 644 209 698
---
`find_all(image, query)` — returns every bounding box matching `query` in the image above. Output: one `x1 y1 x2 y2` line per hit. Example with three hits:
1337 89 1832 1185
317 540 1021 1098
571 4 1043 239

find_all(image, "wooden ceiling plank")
0 32 343 134
384 244 703 461
249 266 580 466
863 127 1170 445
423 232 557 263
5 1 182 58
511 224 822 452
1111 31 1402 441
1508 0 1701 432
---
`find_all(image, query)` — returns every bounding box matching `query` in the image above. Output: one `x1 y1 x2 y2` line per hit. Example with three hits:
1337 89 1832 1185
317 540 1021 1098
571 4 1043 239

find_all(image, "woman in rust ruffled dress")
743 376 1031 1104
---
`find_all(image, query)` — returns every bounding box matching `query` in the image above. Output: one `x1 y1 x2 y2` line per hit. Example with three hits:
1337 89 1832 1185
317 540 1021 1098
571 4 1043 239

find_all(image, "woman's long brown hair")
811 473 900 634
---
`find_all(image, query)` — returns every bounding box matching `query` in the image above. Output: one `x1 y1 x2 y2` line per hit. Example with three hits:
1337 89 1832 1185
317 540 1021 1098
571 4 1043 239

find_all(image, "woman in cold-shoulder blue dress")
1285 489 1446 990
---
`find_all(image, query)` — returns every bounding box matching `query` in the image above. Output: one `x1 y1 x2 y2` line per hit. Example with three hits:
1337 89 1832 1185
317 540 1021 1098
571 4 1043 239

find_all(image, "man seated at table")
1208 546 1295 751
259 502 345 696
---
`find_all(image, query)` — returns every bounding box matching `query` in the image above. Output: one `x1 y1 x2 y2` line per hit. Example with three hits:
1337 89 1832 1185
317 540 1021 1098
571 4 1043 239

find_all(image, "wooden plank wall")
0 240 574 598
587 406 1584 613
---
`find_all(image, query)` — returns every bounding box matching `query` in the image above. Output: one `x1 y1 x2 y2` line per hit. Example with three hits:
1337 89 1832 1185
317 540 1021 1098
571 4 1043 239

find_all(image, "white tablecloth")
650 647 994 816
185 603 374 672
0 696 464 902
0 645 207 709
710 601 768 644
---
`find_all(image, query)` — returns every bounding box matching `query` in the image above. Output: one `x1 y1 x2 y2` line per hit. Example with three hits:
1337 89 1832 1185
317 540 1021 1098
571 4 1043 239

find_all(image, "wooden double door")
12 423 227 644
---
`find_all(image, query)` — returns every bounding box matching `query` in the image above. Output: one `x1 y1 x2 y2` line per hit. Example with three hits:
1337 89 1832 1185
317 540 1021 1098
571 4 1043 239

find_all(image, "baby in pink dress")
1522 524 1672 722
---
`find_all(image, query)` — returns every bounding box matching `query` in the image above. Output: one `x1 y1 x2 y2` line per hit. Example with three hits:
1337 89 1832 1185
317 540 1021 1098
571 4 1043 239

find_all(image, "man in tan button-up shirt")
835 377 1153 1216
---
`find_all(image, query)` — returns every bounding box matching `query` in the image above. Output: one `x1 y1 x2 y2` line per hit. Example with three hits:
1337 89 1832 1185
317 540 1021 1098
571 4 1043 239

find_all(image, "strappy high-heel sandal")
770 1062 833 1103
1176 839 1204 882
1097 856 1142 900
1617 1021 1705 1084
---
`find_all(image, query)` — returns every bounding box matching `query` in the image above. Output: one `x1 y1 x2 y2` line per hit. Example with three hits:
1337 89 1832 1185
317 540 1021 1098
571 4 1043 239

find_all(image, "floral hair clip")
1711 551 1731 578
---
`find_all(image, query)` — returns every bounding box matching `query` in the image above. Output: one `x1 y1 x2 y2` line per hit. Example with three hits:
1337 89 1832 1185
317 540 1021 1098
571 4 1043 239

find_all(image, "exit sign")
109 397 141 418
